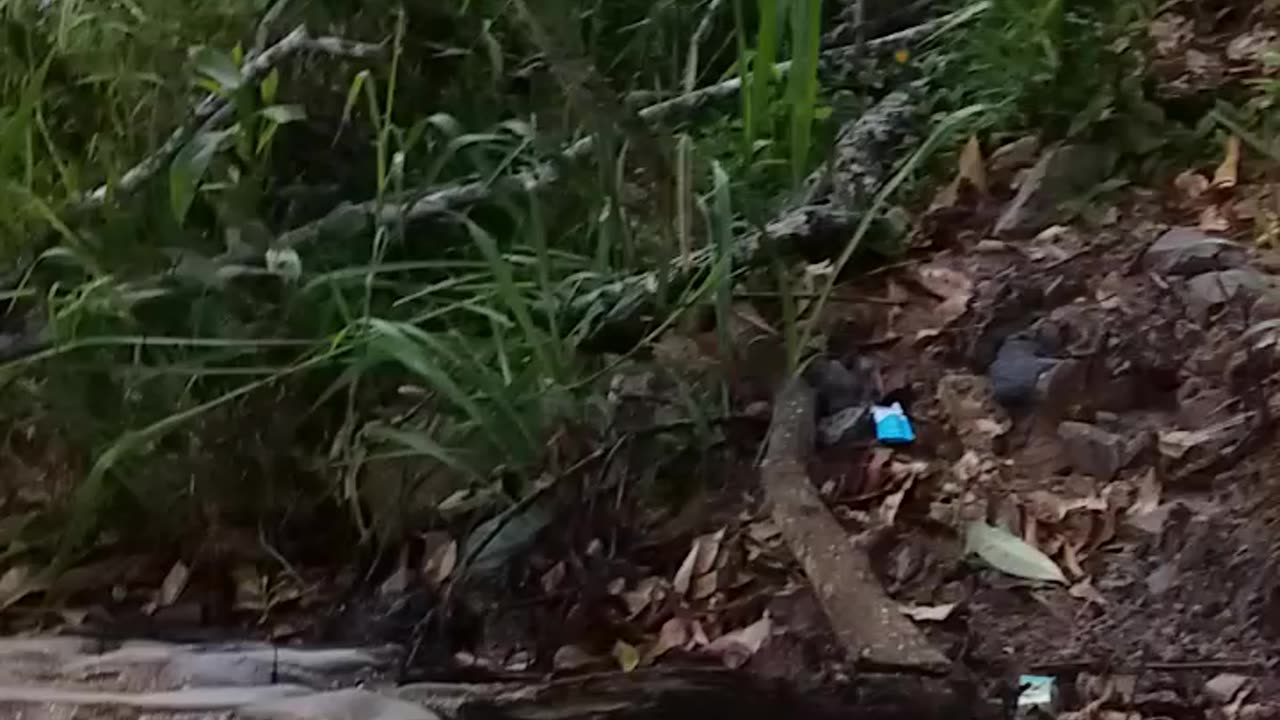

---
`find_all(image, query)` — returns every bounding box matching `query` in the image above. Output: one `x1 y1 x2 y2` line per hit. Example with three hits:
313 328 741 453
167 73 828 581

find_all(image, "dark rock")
988 338 1058 408
1142 227 1247 276
1057 421 1126 480
994 144 1115 236
1182 268 1279 318
804 357 880 415
817 405 871 447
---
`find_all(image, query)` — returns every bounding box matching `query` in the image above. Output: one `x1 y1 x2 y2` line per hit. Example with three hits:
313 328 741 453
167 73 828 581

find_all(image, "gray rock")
817 405 871 447
994 144 1114 236
1142 227 1247 276
1182 268 1280 319
804 357 879 414
1057 421 1126 480
988 338 1058 408
239 689 441 720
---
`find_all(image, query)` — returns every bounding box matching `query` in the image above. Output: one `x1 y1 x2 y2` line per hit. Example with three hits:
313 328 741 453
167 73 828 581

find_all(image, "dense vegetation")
0 0 1262 570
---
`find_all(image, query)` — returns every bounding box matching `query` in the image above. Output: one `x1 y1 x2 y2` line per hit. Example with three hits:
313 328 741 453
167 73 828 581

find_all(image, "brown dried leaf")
957 135 988 194
647 616 691 662
673 529 725 598
1060 542 1086 580
1175 170 1210 204
422 534 458 590
879 471 915 525
898 603 958 622
1200 204 1231 232
1214 136 1241 190
915 265 973 327
1128 469 1161 518
706 614 771 669
746 520 782 545
541 561 567 594
863 448 895 495
622 577 664 617
553 644 599 671
1069 577 1106 604
152 560 191 612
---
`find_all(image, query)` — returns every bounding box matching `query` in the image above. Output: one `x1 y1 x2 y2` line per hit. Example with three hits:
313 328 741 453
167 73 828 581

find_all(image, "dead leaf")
879 471 915 525
622 577 665 617
1214 136 1241 190
1158 415 1249 459
863 448 895 495
672 529 724 599
746 520 781 545
899 603 958 622
1175 170 1210 204
422 534 458 590
1206 673 1252 704
706 614 771 669
0 565 38 609
1069 577 1106 604
541 561 567 594
1060 542 1086 579
148 560 191 614
553 645 599 671
1128 470 1161 517
914 265 973 327
1200 204 1231 232
957 135 988 194
377 549 410 599
647 616 691 661
965 522 1067 584
612 640 640 672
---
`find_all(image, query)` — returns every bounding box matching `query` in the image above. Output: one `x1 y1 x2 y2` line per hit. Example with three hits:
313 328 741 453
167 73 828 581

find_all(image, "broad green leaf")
260 69 280 104
259 104 306 124
190 46 242 91
964 522 1067 584
169 127 233 224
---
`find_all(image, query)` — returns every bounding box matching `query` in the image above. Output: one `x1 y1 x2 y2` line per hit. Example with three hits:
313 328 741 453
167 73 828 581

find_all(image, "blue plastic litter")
1016 675 1058 717
872 402 915 444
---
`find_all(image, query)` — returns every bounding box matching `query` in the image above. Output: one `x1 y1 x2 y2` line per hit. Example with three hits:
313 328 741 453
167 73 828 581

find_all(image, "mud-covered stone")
1143 227 1247 277
994 144 1114 236
1058 421 1126 480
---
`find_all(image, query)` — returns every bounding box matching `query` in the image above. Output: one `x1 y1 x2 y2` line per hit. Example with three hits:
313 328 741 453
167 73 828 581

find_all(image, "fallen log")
760 378 947 670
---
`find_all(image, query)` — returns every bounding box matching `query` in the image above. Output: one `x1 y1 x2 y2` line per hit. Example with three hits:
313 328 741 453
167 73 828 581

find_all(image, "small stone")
988 338 1058 408
804 357 878 414
989 135 1042 179
1205 673 1251 704
1057 421 1126 480
1182 268 1275 312
1143 227 1247 276
817 405 871 447
995 144 1114 236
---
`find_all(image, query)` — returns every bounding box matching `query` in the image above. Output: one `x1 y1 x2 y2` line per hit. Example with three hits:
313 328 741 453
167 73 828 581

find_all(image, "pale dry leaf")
957 135 988 194
553 644 598 671
647 616 691 662
965 522 1068 584
421 533 458 589
915 265 973 327
1069 577 1106 604
879 472 915 525
706 614 771 669
378 550 410 599
1213 136 1241 190
898 603 958 622
672 528 725 597
864 448 895 494
1060 542 1086 579
1200 204 1231 232
746 520 781 544
1127 469 1161 517
541 561 567 594
156 560 191 609
612 640 640 672
1175 170 1210 204
0 566 34 606
622 577 664 617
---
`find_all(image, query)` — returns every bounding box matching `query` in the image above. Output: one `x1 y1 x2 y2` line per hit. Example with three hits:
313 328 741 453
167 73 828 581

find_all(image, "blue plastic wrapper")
872 402 915 444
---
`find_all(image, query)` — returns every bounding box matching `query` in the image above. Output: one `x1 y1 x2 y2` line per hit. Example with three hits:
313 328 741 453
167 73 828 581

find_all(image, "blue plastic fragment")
1016 675 1058 717
871 402 915 444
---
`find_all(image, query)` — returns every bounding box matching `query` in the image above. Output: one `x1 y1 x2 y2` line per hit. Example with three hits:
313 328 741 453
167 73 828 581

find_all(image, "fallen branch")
261 6 980 258
760 378 947 669
73 24 384 212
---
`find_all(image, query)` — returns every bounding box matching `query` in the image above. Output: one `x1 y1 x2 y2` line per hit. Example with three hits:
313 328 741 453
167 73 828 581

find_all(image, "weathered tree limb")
73 25 384 212
262 8 978 258
761 378 947 669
